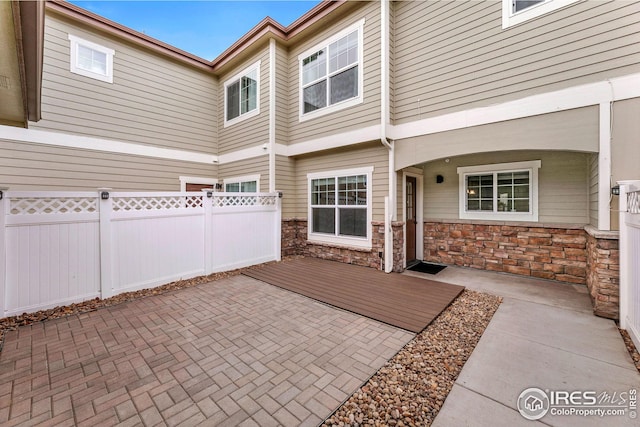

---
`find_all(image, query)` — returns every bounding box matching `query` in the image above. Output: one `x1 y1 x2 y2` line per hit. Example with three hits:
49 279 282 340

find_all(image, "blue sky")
69 1 321 60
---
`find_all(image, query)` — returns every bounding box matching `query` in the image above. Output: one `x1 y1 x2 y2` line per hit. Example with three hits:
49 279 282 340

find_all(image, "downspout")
268 38 276 192
381 0 394 273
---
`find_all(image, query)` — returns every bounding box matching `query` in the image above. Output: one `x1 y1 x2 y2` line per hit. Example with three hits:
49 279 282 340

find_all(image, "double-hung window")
308 167 372 248
224 61 260 126
502 0 579 28
458 161 541 221
68 35 115 83
224 174 259 192
299 19 364 121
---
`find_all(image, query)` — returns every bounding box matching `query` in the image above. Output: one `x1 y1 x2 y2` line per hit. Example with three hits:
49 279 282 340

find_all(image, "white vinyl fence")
619 180 640 350
0 190 281 317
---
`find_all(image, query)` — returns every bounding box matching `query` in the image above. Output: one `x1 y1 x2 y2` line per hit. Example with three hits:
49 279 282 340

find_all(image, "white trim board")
1 125 218 164
389 73 640 141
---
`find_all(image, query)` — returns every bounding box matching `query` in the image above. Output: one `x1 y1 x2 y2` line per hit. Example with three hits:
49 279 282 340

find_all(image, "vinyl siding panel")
588 153 599 228
612 97 640 183
0 139 216 191
288 2 381 144
422 150 590 224
276 155 296 217
275 43 290 146
218 156 269 193
395 106 599 170
217 46 270 155
393 0 640 123
292 143 388 221
32 15 217 153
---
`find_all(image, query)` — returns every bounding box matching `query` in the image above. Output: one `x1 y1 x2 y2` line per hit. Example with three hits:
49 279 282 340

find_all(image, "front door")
406 176 417 263
186 183 213 192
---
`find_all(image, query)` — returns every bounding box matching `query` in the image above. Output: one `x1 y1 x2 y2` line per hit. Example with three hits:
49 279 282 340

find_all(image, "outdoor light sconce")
436 175 444 184
611 185 620 196
215 183 223 191
100 191 110 200
278 191 283 198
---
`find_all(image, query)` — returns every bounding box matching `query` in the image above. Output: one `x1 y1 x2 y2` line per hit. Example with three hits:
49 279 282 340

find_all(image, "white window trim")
502 0 580 29
298 19 365 123
307 166 373 249
223 60 261 128
68 34 115 84
223 174 261 192
179 176 217 192
457 160 541 222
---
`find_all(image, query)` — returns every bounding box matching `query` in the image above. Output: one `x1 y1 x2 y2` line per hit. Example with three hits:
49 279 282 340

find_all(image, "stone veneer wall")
281 219 404 272
585 226 620 319
423 221 588 284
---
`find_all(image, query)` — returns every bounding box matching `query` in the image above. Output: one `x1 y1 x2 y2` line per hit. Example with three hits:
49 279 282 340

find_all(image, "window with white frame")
68 35 115 83
224 61 260 126
458 161 541 221
299 19 364 121
502 0 579 28
308 167 373 247
224 174 259 192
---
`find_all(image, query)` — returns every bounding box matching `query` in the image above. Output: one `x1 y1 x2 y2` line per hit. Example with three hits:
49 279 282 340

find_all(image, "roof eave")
46 0 214 72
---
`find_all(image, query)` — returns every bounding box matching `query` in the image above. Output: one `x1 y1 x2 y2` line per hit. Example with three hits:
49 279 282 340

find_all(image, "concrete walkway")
416 267 640 427
0 275 413 426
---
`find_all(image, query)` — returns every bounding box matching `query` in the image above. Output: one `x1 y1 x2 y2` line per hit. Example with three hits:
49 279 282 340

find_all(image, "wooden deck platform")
243 258 464 333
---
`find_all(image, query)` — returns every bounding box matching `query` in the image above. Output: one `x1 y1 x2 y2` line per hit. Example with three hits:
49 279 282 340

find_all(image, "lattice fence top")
9 197 98 215
112 195 203 211
629 191 640 214
212 195 277 208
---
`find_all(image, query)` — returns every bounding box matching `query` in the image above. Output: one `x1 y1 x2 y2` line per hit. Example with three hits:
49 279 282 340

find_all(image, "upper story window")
458 161 541 222
224 61 260 127
307 166 373 249
298 19 365 122
68 35 115 83
502 0 579 28
224 174 260 192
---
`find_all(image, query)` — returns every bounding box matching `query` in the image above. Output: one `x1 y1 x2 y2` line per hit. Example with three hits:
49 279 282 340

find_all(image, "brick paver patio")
0 275 414 426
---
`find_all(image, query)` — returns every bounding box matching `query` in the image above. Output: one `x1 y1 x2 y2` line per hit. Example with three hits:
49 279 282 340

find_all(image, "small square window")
68 35 114 83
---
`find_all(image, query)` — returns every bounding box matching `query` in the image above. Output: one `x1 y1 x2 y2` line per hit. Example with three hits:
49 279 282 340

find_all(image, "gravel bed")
323 290 502 427
619 328 640 373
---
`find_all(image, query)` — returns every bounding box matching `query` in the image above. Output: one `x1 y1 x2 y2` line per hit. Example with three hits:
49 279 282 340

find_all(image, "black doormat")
407 262 447 275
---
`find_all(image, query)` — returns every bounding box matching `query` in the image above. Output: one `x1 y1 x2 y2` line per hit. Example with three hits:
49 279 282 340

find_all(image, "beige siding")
612 97 640 183
218 156 269 192
293 143 388 220
393 0 640 123
0 139 216 191
395 106 599 171
33 14 217 154
275 43 289 146
217 45 270 155
422 150 590 224
276 155 296 217
588 153 599 228
288 2 381 144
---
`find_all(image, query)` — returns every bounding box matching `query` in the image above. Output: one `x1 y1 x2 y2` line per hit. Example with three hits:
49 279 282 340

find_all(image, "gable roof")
47 0 348 74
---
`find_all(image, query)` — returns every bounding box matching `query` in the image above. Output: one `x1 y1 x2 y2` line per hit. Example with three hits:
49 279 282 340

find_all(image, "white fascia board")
389 73 640 141
2 126 217 164
217 145 269 164
285 124 381 157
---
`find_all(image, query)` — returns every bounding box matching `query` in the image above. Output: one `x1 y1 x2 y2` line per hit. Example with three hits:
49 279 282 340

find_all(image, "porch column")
598 102 611 230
